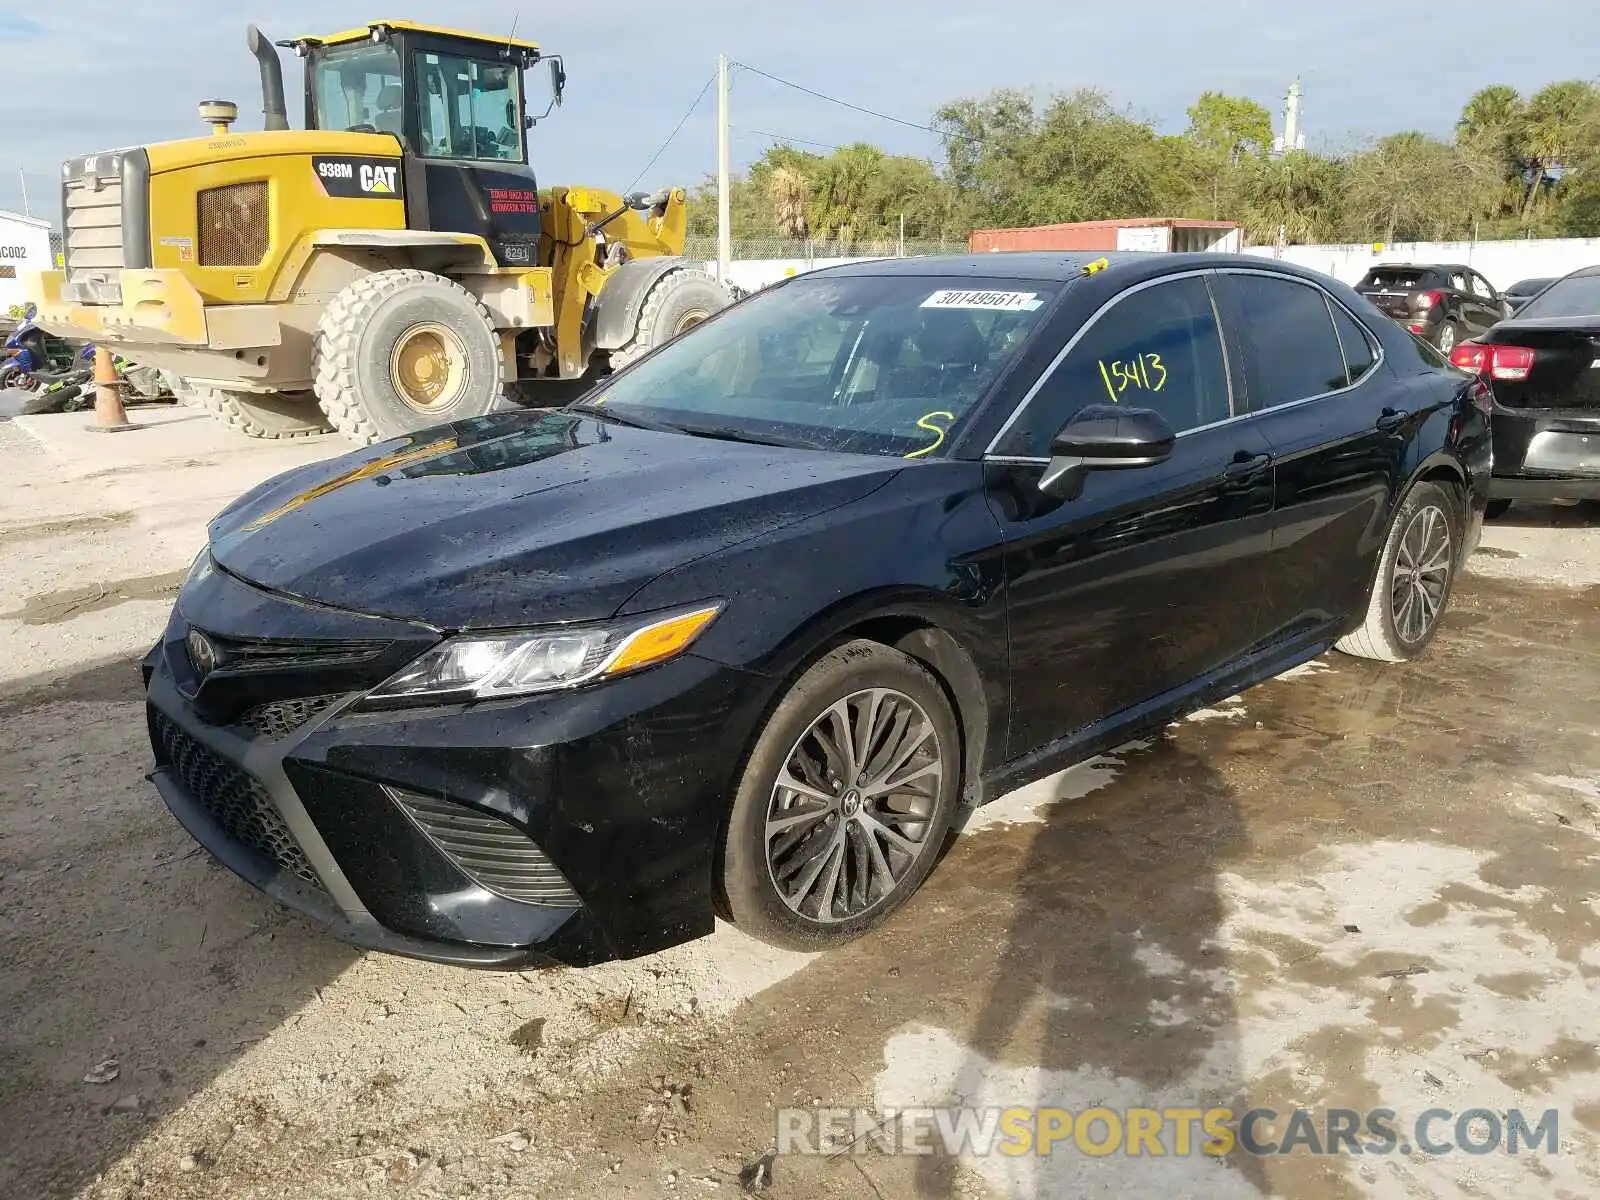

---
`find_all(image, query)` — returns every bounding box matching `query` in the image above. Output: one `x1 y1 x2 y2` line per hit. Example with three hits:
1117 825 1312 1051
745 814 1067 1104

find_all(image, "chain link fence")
683 235 970 261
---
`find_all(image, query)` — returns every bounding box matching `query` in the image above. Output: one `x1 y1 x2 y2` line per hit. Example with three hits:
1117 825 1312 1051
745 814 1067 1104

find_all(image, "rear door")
985 271 1276 760
1213 270 1413 647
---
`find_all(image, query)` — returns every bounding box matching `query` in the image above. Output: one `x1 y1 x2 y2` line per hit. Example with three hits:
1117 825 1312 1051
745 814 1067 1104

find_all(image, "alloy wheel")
1437 324 1457 354
1390 503 1452 644
764 687 944 923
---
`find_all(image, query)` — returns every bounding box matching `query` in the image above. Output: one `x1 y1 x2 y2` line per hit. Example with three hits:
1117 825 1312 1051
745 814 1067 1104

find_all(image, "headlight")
362 602 723 705
184 547 212 588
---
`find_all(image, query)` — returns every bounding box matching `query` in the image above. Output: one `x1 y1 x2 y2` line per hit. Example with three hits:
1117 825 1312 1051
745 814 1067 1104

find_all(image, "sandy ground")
1 405 1597 1200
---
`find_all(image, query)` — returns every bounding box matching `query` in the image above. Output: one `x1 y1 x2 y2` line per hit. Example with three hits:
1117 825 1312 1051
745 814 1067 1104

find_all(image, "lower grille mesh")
386 788 580 907
152 710 323 890
235 694 340 741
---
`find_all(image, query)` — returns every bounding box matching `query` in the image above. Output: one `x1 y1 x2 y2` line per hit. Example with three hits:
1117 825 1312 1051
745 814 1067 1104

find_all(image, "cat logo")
311 155 405 201
359 164 398 194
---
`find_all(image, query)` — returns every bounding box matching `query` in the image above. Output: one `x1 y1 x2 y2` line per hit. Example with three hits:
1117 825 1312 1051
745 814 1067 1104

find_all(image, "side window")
1448 271 1469 293
1330 303 1378 387
1470 272 1495 299
997 276 1231 455
1222 274 1349 407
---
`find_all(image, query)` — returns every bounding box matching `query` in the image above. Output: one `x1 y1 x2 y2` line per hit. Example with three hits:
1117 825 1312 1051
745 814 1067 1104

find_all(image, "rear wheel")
167 377 330 439
608 269 734 370
1435 320 1461 355
1336 480 1462 663
721 641 962 951
315 269 503 445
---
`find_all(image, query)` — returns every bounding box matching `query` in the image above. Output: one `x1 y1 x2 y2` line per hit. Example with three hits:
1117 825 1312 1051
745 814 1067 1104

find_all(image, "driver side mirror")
1040 404 1176 497
549 58 567 105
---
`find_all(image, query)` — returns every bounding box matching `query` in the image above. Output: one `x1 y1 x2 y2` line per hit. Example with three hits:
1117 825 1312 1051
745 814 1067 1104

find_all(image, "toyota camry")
143 252 1491 967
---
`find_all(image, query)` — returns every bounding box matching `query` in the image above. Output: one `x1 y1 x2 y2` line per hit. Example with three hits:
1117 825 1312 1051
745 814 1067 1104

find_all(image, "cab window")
997 275 1232 455
414 51 524 161
312 44 404 134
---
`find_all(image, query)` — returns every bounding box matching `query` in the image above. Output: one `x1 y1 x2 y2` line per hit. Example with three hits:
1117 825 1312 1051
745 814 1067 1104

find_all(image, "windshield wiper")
670 422 816 450
566 401 679 433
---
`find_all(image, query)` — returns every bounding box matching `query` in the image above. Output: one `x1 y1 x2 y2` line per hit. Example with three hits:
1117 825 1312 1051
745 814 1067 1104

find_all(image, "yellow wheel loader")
26 20 733 444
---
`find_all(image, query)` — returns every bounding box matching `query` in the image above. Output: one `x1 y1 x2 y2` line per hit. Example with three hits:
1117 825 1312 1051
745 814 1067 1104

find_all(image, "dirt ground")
2 406 1598 1200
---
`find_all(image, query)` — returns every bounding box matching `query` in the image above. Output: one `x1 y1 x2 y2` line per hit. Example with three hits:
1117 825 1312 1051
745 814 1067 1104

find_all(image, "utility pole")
898 213 905 258
716 54 731 285
17 168 30 217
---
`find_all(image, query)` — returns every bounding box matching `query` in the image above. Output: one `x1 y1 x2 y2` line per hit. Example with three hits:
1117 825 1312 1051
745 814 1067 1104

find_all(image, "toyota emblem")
186 628 217 679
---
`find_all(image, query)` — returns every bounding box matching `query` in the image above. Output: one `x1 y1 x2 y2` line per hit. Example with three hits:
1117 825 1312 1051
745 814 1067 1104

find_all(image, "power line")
734 126 950 168
730 61 977 146
734 126 844 152
625 72 717 193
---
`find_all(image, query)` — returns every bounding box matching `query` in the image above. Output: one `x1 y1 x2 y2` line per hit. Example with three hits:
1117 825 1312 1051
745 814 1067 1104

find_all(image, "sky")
1 1 1595 223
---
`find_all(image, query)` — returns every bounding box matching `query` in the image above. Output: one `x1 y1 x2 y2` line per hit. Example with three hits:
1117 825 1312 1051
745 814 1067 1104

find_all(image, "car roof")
1366 262 1464 273
805 251 1328 284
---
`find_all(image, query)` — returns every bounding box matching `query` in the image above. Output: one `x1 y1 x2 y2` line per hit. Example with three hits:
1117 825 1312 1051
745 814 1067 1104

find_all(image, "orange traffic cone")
85 345 136 433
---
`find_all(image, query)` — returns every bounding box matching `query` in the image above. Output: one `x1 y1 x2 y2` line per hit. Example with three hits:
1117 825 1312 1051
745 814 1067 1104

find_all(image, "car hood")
209 410 901 629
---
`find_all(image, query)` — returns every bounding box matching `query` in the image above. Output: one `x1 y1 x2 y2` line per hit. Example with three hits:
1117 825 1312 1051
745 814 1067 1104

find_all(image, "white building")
0 209 55 312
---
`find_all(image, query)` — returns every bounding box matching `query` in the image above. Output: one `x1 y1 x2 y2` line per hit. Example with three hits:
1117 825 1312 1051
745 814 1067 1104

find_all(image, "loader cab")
294 20 562 267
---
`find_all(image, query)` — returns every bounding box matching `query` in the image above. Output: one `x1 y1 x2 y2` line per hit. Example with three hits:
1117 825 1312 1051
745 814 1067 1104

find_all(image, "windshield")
312 44 404 134
1516 273 1600 320
1359 268 1431 290
582 274 1058 458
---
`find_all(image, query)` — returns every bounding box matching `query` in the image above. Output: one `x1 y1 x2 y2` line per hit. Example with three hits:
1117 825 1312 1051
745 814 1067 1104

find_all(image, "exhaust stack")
246 24 290 131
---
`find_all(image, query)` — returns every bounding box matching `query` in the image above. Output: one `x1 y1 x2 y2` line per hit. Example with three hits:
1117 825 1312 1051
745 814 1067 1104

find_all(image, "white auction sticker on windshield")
920 289 1043 312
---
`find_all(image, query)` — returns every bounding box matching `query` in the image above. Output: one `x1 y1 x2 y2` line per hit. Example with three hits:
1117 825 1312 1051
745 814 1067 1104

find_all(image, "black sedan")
1449 265 1600 516
143 252 1491 968
1503 276 1557 315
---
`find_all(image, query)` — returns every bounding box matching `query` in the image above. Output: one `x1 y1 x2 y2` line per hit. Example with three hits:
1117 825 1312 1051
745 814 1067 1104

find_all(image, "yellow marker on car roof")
1081 257 1110 276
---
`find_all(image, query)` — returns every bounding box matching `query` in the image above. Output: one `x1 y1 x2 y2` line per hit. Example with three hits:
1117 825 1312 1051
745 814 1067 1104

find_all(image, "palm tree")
767 165 810 239
1521 81 1600 218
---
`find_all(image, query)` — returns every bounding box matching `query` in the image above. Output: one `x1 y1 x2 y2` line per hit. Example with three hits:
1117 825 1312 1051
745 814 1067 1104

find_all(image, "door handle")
1376 406 1410 432
1221 450 1271 481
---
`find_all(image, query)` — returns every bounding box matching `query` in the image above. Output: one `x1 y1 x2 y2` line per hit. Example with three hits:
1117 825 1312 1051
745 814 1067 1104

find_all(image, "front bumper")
143 564 772 967
1488 406 1600 501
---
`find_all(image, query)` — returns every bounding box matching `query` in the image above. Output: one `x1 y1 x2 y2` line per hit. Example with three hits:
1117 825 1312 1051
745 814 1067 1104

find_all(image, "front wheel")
1336 481 1462 663
608 269 735 370
721 641 962 951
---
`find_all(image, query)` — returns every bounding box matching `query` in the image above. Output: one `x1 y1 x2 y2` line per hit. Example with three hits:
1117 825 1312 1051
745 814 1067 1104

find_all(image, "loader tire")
167 377 331 439
609 269 734 370
314 269 503 445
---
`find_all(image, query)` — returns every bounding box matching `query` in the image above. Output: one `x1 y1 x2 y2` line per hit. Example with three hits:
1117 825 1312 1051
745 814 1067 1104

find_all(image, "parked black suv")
1356 263 1509 354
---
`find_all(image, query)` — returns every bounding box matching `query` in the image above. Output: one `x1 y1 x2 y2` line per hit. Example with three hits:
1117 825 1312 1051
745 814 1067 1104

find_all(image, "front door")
985 272 1277 761
1212 271 1414 645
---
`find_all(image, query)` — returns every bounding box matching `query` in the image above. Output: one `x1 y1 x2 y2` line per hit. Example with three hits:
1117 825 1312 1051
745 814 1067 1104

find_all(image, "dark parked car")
143 253 1490 968
1503 276 1556 314
1449 264 1600 517
1355 263 1508 353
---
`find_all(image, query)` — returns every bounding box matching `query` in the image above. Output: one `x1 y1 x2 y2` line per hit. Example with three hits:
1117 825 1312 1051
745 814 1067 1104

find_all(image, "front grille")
198 182 269 267
387 787 581 907
152 710 323 890
235 694 341 741
63 177 125 298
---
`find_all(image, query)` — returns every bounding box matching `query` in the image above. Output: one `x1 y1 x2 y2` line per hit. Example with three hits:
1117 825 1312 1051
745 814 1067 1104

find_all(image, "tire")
721 640 963 951
1484 498 1512 520
167 377 331 439
608 269 734 369
1435 320 1461 355
1336 480 1463 663
314 269 502 445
